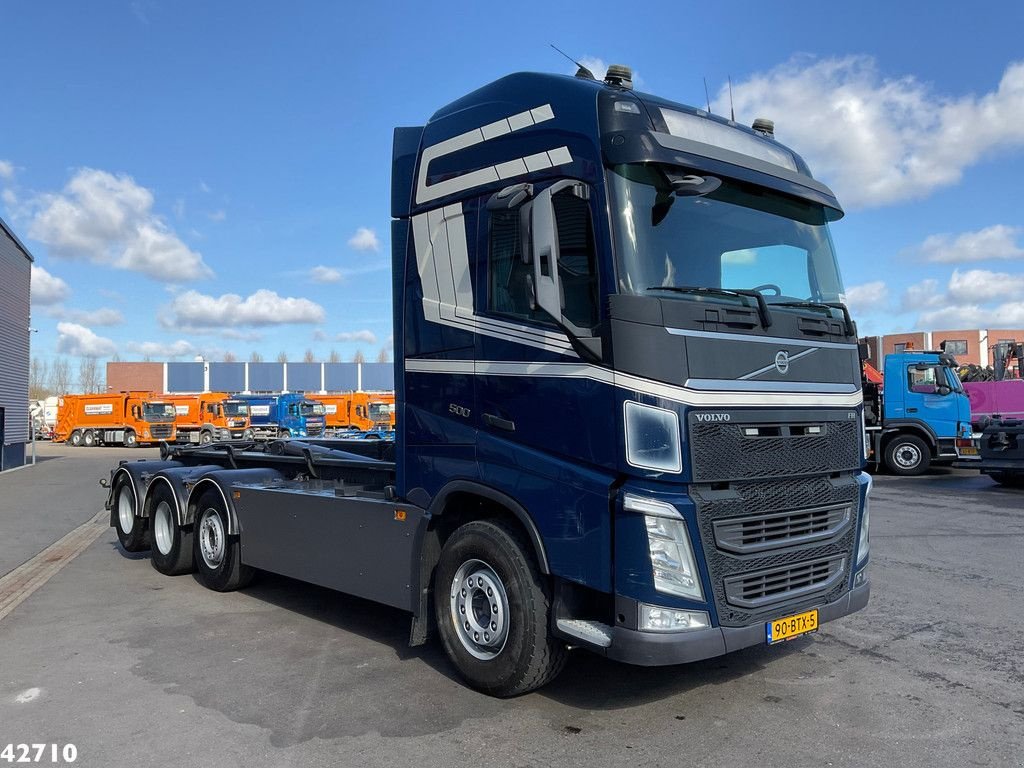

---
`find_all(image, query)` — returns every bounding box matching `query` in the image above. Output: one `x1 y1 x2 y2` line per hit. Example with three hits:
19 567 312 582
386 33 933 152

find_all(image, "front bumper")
603 581 870 666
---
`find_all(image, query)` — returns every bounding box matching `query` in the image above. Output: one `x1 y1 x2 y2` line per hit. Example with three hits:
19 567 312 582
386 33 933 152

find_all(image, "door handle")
483 413 516 432
907 408 918 413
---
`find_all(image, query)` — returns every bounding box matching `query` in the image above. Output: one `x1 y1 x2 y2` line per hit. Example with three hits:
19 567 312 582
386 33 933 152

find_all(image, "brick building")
863 328 1024 374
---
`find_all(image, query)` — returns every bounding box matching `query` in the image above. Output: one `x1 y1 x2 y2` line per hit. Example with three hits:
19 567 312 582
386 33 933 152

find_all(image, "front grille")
723 556 846 609
689 414 861 482
713 503 851 554
691 474 859 627
150 424 173 439
307 424 323 437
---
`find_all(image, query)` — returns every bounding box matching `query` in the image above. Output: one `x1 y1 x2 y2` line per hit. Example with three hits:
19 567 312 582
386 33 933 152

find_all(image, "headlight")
625 494 703 600
624 401 681 473
857 474 872 564
143 430 150 438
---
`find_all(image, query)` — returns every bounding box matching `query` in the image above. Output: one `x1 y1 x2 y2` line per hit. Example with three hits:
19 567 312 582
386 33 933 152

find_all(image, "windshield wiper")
773 301 855 337
647 285 772 328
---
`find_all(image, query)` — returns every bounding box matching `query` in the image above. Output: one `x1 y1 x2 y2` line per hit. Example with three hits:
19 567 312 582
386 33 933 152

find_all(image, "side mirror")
937 385 952 396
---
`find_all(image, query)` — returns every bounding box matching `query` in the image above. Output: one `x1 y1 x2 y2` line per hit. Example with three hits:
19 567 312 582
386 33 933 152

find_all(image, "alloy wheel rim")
449 559 510 660
198 509 226 569
118 486 134 534
154 501 174 555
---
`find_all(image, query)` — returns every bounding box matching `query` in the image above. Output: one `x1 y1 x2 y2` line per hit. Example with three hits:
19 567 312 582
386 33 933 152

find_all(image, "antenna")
550 44 595 80
728 76 735 122
703 77 712 113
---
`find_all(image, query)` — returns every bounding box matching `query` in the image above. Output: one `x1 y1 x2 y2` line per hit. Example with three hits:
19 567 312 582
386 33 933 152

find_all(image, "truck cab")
235 393 325 439
864 352 973 474
166 393 252 444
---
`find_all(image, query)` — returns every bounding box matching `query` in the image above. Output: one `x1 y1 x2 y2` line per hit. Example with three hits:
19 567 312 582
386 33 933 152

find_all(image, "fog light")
854 568 868 587
639 604 710 633
857 475 872 564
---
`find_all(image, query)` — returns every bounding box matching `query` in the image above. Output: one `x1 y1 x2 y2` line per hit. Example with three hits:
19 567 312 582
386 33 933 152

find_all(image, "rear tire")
884 434 931 476
149 484 194 575
113 477 149 552
434 520 567 697
193 491 254 592
83 430 96 447
69 430 82 447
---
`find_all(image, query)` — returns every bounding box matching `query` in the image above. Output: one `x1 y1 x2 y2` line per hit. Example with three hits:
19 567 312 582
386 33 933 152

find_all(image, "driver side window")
487 207 547 324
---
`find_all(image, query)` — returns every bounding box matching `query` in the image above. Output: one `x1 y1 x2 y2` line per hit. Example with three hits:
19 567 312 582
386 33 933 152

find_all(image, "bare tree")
352 350 366 364
376 347 391 363
303 348 316 363
111 352 122 363
50 357 72 395
30 357 51 400
276 351 289 363
250 351 264 363
223 351 237 363
328 349 341 364
78 358 102 393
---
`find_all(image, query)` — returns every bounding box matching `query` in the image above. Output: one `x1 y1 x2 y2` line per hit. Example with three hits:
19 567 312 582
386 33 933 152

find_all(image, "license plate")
959 446 978 456
766 608 819 644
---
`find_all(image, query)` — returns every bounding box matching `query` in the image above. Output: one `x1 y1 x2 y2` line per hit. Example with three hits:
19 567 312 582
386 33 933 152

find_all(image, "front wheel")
884 434 931 476
193 492 254 592
124 430 138 448
199 430 214 445
434 520 567 697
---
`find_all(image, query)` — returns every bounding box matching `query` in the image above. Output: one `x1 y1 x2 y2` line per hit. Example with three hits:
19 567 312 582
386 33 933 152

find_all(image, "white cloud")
916 225 1024 263
947 268 1024 303
347 227 380 252
56 322 117 357
845 281 889 315
207 209 226 222
309 265 343 283
723 57 1024 208
0 160 13 180
47 306 125 326
31 265 71 305
126 339 196 358
335 330 378 344
164 288 325 329
29 168 213 282
918 302 1024 329
901 279 944 311
2 189 16 206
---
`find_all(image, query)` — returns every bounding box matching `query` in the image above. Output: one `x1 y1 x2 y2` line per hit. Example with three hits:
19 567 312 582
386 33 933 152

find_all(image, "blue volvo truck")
234 393 326 440
104 67 871 696
863 351 973 475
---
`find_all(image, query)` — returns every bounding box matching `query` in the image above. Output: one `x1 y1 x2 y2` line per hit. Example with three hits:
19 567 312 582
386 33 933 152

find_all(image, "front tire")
149 484 194 575
193 491 254 592
124 430 138 448
199 430 214 445
884 434 931 476
434 520 567 697
113 477 149 552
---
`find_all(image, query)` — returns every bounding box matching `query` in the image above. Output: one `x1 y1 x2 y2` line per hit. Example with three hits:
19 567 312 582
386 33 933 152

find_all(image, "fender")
427 479 550 574
143 465 225 526
881 420 939 450
106 460 183 528
186 468 286 535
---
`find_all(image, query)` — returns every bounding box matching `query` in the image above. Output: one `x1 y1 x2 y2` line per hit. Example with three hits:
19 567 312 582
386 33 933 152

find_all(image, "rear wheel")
193 491 254 592
69 430 83 447
113 477 149 552
884 434 931 476
149 484 194 575
83 430 96 447
434 520 567 697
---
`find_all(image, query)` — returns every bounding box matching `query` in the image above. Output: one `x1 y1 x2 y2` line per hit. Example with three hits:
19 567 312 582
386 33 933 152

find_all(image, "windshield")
301 402 326 417
144 403 177 422
222 401 248 417
609 164 845 308
369 402 395 421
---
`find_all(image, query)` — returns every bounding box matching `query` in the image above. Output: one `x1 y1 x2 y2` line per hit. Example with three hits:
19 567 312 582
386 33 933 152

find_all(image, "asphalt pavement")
0 444 1021 767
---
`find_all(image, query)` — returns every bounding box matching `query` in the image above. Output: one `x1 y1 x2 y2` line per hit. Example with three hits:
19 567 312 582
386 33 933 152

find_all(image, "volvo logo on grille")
696 413 731 422
775 350 790 374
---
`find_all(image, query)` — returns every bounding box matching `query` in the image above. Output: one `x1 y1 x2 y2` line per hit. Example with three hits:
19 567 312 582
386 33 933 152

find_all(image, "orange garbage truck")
309 392 396 433
55 392 177 447
163 393 252 444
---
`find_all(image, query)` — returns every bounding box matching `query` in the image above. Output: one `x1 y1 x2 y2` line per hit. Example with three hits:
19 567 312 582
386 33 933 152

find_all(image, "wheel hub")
896 444 921 468
198 509 225 569
118 486 134 534
450 559 509 660
154 501 174 555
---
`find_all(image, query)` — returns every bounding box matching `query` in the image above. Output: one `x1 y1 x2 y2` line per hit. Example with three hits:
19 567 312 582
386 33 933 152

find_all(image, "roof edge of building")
0 214 35 262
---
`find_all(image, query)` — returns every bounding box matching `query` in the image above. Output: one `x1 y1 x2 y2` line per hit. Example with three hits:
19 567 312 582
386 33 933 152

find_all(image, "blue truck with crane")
862 351 974 475
233 393 326 440
103 65 872 696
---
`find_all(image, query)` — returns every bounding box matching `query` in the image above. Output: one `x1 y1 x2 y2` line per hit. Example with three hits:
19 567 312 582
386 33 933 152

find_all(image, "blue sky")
2 0 1024 367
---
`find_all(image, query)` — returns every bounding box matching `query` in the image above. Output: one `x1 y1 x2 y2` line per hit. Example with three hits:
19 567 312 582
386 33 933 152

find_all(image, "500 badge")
1 745 77 764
